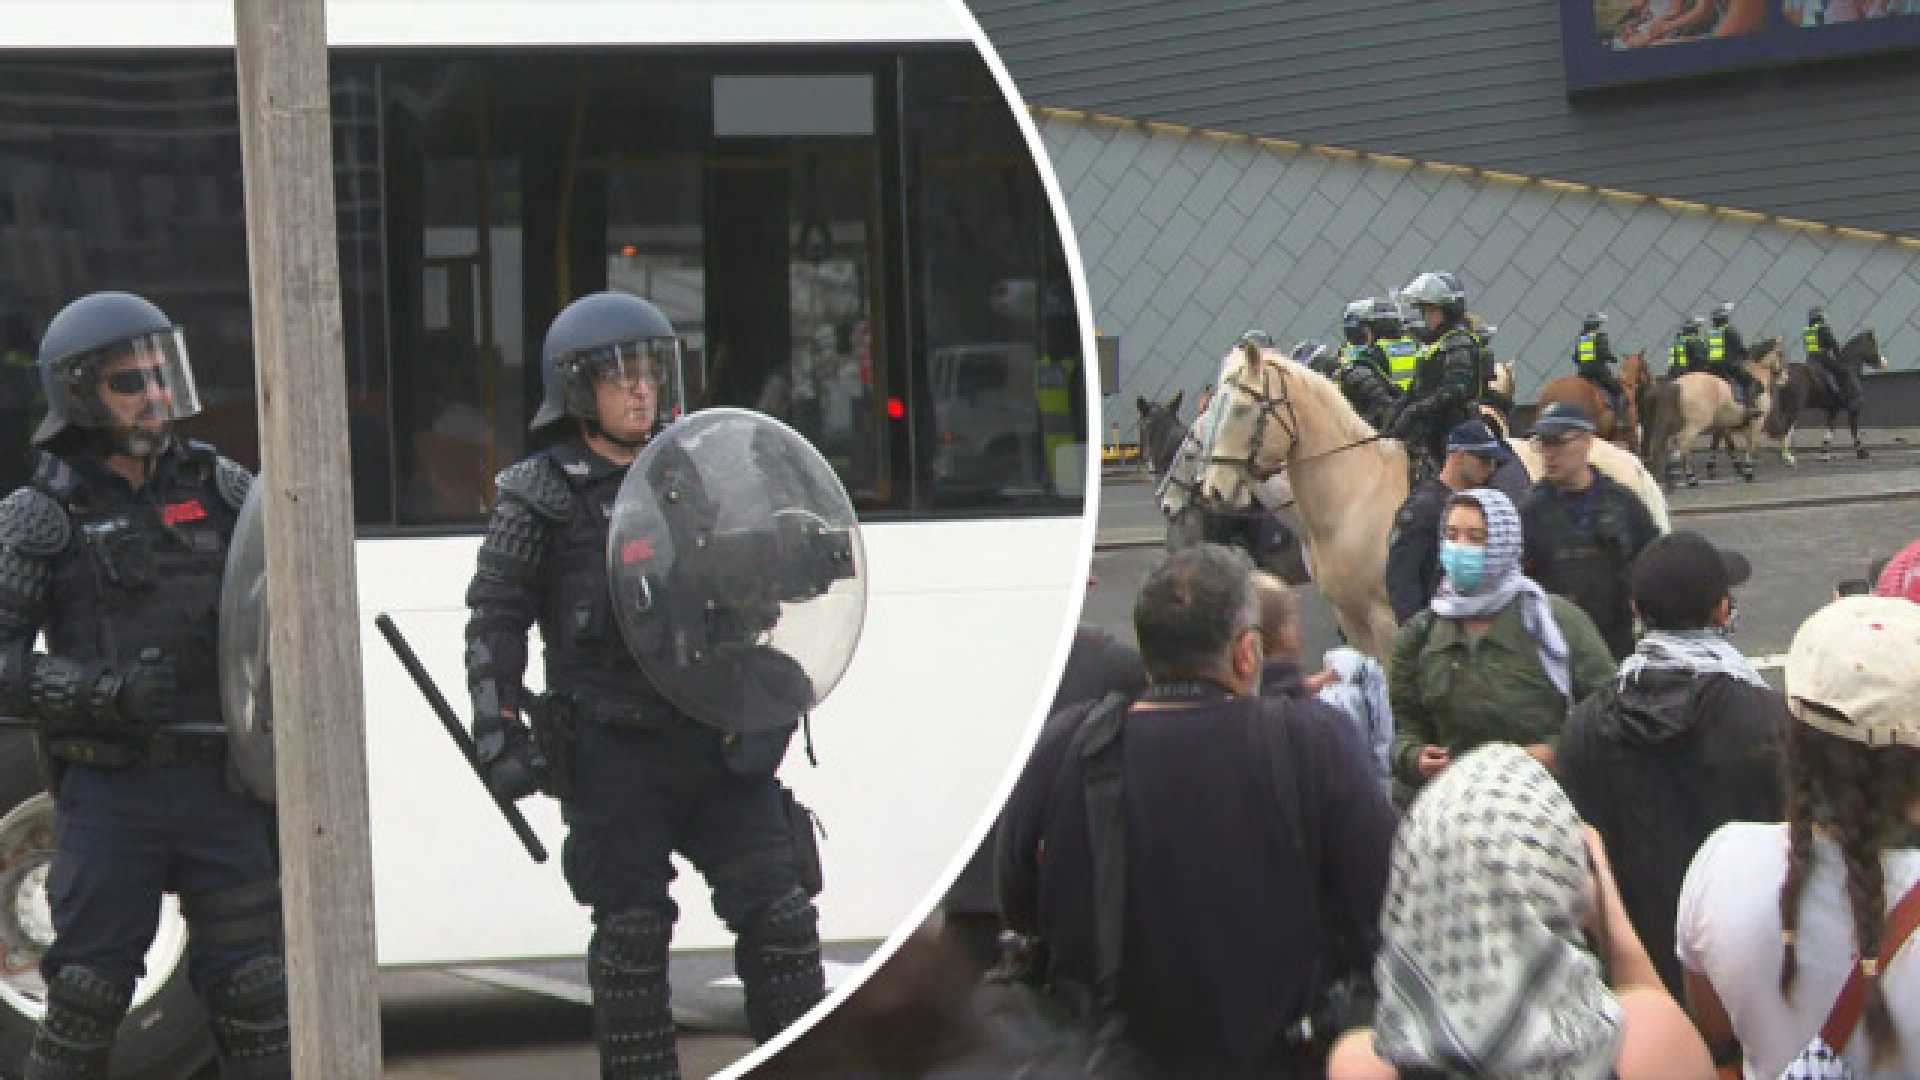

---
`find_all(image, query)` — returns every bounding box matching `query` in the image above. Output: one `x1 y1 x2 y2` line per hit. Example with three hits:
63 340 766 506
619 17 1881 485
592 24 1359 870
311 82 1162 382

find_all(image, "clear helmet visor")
573 337 687 424
76 328 201 427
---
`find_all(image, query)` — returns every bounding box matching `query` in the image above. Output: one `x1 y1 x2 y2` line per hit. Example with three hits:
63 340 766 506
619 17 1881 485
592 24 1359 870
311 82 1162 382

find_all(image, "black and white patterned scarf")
1373 743 1623 1080
1617 628 1767 690
1428 488 1573 703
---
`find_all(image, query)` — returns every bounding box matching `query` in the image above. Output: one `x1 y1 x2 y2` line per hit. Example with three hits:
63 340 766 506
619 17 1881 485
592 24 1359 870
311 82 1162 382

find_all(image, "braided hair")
1776 714 1920 1068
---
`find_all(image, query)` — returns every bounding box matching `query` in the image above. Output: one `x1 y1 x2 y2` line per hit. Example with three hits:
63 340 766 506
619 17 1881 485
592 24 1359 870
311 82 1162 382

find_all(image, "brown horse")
1535 351 1647 451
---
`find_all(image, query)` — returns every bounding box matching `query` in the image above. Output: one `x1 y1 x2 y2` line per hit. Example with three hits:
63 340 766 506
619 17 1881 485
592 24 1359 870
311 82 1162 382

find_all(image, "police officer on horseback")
1667 318 1708 380
1803 306 1859 412
1706 301 1762 417
1385 271 1485 477
1335 299 1400 430
1572 311 1629 426
0 291 289 1078
1370 300 1421 394
464 291 829 1079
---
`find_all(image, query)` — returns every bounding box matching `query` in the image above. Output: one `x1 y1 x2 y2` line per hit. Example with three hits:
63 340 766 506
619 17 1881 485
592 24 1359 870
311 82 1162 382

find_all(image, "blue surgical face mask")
1440 541 1486 593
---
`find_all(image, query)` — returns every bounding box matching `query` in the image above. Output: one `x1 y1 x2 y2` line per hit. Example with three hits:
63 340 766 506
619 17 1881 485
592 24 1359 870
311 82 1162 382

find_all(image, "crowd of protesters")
761 465 1920 1080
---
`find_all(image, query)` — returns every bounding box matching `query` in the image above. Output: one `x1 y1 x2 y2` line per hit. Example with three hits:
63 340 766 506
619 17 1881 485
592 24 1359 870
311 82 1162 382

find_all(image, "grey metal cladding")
971 0 1920 234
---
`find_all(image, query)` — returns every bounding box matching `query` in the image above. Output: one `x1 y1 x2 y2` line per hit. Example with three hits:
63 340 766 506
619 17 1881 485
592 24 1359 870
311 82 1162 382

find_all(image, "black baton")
374 613 548 864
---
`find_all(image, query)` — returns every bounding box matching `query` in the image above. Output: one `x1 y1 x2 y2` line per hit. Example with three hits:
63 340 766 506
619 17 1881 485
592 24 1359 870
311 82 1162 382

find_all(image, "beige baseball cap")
1785 596 1920 749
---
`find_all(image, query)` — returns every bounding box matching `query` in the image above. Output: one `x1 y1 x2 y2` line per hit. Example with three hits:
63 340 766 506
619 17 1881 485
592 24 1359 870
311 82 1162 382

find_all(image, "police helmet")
1582 311 1607 333
1239 329 1275 351
1712 301 1734 324
33 291 201 448
1341 300 1371 343
1682 317 1702 334
1293 340 1335 375
532 291 686 434
1808 306 1825 324
1401 271 1467 320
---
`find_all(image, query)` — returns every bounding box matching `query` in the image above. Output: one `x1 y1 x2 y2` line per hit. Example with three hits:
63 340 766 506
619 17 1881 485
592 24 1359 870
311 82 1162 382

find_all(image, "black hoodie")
1557 665 1786 997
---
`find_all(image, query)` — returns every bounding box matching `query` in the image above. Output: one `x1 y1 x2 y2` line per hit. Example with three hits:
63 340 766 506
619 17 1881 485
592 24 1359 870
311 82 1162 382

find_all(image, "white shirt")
1676 822 1920 1080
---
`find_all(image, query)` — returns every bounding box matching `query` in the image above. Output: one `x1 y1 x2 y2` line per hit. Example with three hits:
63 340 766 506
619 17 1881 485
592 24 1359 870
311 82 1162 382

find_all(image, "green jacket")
1388 593 1615 791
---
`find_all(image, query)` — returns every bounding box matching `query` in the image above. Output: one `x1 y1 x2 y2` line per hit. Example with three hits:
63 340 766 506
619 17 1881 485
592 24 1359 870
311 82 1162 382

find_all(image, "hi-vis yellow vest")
1381 337 1420 390
1577 334 1597 367
1803 325 1824 358
1707 329 1726 364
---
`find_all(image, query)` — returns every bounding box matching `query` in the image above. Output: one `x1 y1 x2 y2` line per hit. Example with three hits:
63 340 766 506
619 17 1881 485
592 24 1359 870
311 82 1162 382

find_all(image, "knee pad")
25 966 133 1080
204 954 291 1079
735 888 824 1043
183 877 283 952
588 907 680 1080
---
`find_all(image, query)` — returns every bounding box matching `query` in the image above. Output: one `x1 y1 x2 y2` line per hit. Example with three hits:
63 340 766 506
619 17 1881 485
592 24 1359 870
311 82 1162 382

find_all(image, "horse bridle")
1205 352 1384 488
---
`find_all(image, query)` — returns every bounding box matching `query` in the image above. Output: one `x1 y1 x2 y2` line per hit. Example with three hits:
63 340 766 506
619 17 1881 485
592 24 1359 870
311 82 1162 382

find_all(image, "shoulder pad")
28 452 81 501
0 488 71 557
214 456 254 514
495 455 574 523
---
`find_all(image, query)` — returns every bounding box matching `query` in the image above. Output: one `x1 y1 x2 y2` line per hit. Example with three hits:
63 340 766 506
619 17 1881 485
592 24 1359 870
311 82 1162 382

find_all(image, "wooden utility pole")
232 0 382 1073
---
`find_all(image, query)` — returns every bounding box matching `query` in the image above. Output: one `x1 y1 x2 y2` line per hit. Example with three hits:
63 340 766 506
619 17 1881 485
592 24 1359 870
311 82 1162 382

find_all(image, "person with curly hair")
1677 596 1920 1078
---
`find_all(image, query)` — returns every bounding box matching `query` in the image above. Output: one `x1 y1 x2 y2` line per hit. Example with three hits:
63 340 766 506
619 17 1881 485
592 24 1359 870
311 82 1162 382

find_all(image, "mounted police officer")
1705 301 1761 416
1370 301 1421 394
1334 299 1399 430
1572 311 1629 425
1385 271 1485 480
1803 306 1858 411
0 291 288 1078
464 291 829 1079
1667 318 1707 380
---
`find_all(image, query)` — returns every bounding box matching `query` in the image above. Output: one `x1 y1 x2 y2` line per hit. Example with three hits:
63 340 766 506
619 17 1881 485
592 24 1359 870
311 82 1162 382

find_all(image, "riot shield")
218 479 274 802
608 408 866 734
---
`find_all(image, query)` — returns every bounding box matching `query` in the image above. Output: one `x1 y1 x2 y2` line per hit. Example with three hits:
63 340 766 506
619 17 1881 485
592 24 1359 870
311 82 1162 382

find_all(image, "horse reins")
1206 352 1385 486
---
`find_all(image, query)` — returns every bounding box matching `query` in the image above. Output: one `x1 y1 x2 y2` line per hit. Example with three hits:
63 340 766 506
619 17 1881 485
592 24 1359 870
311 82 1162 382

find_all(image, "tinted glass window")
0 47 1083 523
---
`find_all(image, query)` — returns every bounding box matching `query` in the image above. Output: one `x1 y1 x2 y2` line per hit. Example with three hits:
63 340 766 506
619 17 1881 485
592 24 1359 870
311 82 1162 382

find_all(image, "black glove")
474 709 546 802
29 648 175 731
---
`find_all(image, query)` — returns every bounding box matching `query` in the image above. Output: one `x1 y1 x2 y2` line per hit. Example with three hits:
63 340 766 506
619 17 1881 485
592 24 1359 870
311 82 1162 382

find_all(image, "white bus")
0 2 1094 1073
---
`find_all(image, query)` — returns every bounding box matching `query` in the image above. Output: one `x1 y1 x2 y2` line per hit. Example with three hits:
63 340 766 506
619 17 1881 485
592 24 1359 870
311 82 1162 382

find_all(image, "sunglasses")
103 365 170 396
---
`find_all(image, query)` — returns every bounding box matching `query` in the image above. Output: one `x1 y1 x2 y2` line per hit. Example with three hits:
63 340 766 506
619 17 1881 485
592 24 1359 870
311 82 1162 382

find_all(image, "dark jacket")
1388 593 1615 793
1336 345 1399 430
996 689 1395 1076
1557 665 1786 998
1520 473 1660 661
1386 479 1452 624
948 626 1147 916
1388 324 1482 440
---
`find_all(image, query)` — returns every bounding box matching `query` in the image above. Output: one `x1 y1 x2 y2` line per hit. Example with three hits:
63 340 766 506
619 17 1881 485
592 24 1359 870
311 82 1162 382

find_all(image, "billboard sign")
1562 1 1920 90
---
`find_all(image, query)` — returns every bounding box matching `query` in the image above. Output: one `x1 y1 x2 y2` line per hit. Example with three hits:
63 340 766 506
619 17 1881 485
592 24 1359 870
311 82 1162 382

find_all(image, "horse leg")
1821 413 1834 462
1781 422 1797 468
1853 409 1868 460
1740 424 1756 481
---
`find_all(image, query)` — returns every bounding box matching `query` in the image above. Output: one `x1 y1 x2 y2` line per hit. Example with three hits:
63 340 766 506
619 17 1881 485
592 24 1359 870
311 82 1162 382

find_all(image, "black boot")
736 888 826 1043
589 908 682 1080
24 967 132 1080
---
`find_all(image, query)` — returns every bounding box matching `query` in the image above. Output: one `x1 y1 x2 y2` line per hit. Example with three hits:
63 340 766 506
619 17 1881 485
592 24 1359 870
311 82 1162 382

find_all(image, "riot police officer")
1667 318 1708 380
464 291 826 1079
1370 301 1421 394
1335 299 1400 429
1573 311 1629 424
1706 301 1761 416
1804 306 1858 410
1385 271 1486 477
0 292 288 1078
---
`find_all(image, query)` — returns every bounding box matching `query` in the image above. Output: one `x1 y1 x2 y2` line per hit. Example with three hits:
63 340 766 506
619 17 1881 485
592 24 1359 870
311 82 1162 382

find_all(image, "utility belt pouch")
44 737 140 769
528 692 579 802
782 785 825 897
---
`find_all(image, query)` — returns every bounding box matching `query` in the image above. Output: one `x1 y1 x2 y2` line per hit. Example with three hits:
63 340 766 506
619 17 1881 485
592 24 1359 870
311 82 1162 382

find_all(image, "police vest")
1381 337 1420 390
1803 325 1824 358
1708 329 1727 364
1577 335 1598 367
1339 343 1366 368
1670 338 1688 371
1036 354 1075 489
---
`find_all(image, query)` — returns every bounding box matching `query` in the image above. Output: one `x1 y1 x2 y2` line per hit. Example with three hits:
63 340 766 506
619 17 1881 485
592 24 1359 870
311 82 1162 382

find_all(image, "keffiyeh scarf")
1373 744 1623 1080
1428 488 1573 703
1617 628 1768 690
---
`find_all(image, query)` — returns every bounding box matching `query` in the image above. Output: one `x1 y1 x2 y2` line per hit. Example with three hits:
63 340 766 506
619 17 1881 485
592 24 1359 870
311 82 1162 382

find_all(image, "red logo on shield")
620 537 655 565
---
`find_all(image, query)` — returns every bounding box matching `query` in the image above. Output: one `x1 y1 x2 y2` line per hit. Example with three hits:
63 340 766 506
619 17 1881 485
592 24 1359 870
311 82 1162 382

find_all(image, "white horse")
1193 344 1668 661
